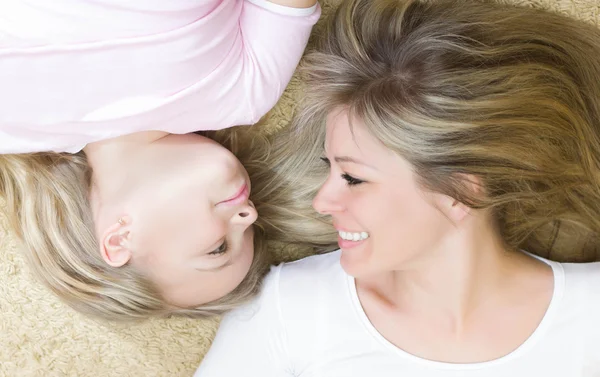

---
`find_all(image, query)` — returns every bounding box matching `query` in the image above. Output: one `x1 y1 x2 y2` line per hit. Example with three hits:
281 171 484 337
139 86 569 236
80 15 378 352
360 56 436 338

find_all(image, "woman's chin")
339 243 372 277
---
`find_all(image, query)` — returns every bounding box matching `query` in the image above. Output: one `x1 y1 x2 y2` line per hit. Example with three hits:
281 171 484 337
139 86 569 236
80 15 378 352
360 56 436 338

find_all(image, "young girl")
196 0 600 375
0 0 335 321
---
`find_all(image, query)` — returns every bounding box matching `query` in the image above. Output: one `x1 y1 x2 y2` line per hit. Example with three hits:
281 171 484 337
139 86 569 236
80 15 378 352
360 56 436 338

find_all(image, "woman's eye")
321 156 365 185
341 173 365 186
208 241 228 256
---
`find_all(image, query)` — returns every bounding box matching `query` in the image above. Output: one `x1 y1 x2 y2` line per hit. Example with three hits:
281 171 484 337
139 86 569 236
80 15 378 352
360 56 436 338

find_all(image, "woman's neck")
356 221 550 329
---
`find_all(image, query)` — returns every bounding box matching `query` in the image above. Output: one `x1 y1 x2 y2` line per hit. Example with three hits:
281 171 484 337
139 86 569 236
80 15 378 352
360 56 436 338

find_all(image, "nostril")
239 211 250 218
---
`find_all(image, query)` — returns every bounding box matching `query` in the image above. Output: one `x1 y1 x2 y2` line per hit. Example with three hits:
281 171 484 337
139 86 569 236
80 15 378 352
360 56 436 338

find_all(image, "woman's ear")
99 216 132 267
434 174 482 224
434 194 471 223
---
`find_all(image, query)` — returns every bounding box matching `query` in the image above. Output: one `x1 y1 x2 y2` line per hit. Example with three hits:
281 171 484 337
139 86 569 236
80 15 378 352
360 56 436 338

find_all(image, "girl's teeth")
338 230 369 241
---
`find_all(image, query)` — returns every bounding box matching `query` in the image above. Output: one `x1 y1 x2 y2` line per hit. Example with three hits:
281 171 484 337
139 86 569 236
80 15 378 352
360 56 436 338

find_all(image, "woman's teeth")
339 231 369 241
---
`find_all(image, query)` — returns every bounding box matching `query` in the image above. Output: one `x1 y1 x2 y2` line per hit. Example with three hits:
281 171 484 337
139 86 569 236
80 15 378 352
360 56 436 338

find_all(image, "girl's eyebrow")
197 260 233 272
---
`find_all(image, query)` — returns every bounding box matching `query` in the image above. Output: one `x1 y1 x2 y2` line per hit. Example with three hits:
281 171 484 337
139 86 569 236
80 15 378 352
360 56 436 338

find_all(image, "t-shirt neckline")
345 255 565 370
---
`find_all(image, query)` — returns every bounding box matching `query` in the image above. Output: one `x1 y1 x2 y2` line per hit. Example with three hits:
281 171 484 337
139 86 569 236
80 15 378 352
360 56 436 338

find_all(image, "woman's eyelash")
208 241 228 256
321 157 364 186
341 173 365 186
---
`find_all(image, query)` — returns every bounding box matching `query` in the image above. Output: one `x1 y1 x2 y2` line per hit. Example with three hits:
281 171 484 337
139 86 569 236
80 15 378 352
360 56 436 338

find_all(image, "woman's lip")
219 183 249 205
337 236 367 250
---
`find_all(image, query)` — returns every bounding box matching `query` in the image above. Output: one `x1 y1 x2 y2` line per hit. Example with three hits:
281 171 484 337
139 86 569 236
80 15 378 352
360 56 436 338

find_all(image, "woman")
0 0 335 321
195 0 600 374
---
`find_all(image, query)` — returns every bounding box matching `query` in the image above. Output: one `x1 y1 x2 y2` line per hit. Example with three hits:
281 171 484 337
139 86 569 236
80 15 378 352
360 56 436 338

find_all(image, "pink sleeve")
0 0 320 153
237 1 320 124
195 0 321 129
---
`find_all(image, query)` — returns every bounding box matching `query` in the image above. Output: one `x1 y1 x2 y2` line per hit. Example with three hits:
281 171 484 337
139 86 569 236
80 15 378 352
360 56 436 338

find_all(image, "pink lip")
219 184 249 206
337 235 367 250
334 222 368 250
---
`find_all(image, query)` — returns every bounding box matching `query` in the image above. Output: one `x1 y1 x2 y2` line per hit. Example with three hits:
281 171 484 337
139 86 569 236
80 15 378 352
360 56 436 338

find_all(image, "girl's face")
98 134 257 308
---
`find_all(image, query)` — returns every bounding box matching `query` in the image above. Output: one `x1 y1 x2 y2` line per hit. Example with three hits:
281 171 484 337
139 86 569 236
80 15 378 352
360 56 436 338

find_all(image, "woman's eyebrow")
333 155 379 170
323 144 378 170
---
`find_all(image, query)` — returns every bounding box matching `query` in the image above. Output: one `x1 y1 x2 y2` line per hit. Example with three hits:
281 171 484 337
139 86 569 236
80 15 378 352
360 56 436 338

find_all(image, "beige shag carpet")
1 0 599 376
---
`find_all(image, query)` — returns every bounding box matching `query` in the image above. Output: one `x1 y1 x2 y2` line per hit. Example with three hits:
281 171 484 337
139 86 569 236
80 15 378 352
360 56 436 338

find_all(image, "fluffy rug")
1 0 599 376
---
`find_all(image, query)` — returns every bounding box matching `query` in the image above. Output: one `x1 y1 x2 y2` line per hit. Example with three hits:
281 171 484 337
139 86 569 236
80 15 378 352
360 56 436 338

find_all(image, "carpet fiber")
1 0 599 376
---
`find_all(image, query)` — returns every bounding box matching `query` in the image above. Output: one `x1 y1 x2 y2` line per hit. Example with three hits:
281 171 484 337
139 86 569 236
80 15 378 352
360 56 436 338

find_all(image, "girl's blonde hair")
286 0 600 261
0 127 336 321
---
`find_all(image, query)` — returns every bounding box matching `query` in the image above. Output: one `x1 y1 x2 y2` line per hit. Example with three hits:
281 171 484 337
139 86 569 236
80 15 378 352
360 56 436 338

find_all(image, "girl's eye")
208 241 228 256
341 173 365 186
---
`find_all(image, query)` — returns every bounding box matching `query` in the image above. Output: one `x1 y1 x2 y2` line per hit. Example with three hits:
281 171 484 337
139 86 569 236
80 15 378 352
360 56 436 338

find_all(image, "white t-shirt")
195 250 600 377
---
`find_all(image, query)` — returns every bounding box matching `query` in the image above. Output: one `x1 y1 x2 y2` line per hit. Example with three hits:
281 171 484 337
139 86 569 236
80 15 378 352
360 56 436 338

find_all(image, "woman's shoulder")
521 254 600 323
559 260 600 294
558 261 600 370
265 249 346 301
279 249 344 278
526 252 600 299
552 260 600 326
220 250 345 329
196 252 343 376
255 249 346 309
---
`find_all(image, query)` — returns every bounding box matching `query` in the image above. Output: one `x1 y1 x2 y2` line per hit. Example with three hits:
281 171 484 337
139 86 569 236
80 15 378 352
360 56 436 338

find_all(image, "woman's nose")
313 177 345 215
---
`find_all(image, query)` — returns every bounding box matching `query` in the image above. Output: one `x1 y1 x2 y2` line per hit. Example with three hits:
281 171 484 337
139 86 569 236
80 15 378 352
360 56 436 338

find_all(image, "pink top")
0 0 320 153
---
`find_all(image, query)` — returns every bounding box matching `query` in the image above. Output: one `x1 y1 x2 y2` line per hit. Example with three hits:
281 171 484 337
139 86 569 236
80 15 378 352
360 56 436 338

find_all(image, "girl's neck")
83 131 169 230
83 131 168 199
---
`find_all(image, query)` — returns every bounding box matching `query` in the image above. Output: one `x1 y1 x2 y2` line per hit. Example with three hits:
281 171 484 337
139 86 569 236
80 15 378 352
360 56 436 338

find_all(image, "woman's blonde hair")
286 0 600 261
0 127 336 321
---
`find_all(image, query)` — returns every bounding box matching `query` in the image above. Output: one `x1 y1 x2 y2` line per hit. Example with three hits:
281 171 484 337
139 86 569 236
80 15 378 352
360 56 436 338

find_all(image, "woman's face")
313 109 454 278
114 134 257 308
